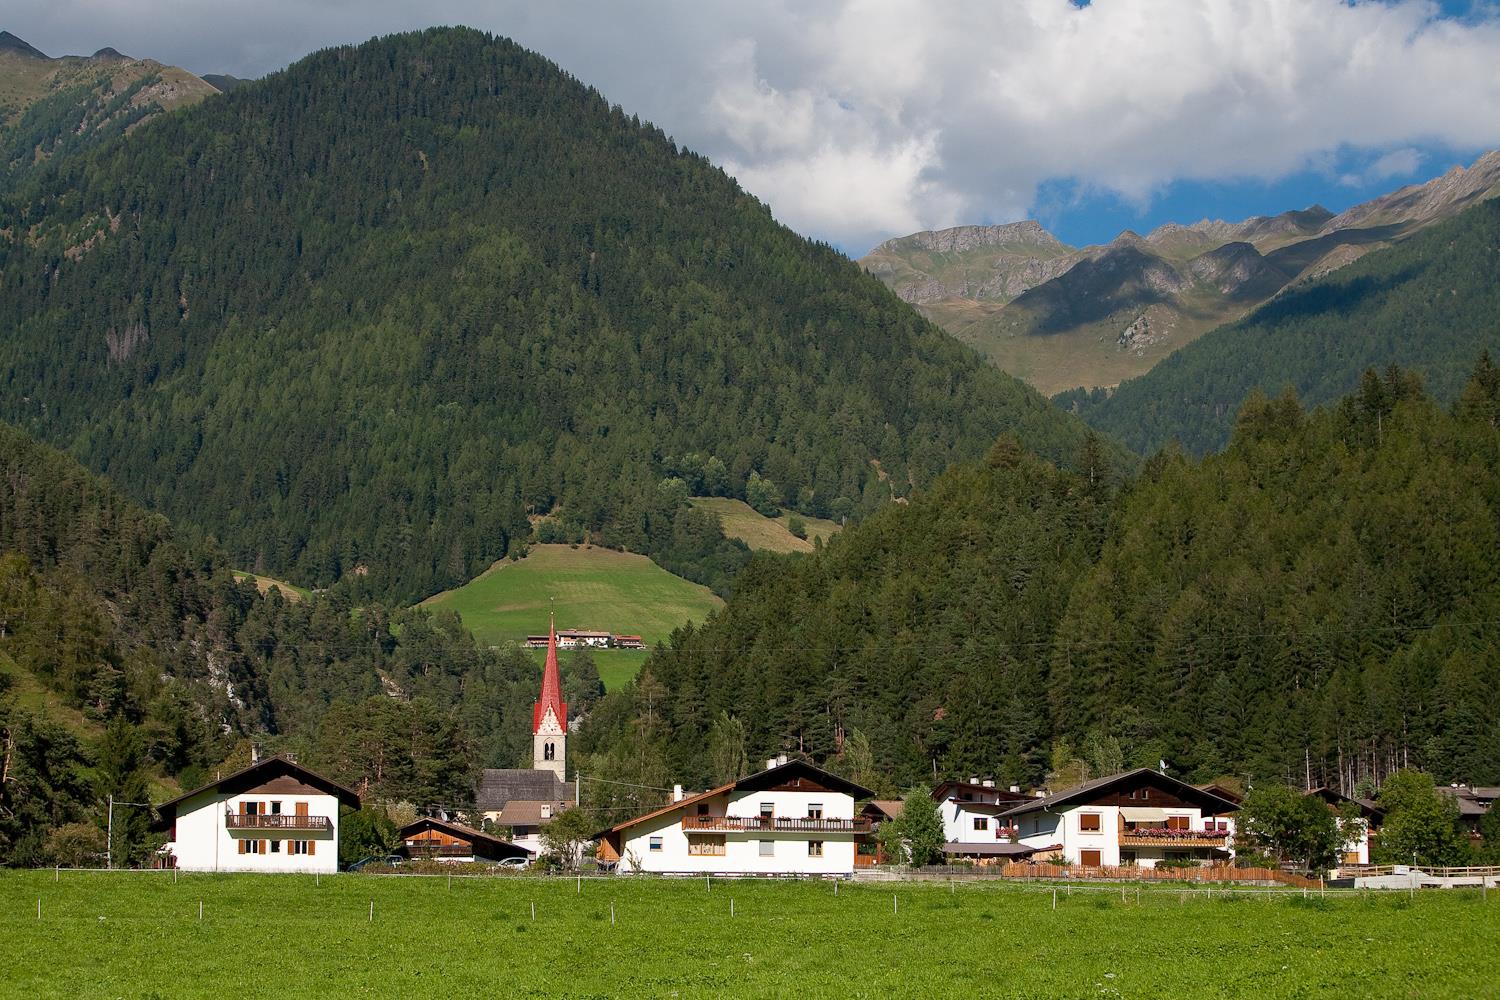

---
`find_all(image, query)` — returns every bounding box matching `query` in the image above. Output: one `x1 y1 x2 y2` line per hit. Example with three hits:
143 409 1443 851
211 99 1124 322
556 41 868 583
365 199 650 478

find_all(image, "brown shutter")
296 802 308 817
261 840 268 855
238 839 247 855
308 840 316 856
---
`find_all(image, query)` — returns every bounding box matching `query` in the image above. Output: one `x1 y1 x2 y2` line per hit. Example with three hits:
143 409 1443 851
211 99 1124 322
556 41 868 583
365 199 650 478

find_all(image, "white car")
497 856 529 870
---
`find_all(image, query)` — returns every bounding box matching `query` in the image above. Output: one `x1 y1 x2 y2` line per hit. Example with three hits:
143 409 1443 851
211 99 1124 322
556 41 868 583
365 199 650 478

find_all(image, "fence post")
37 898 41 920
610 901 615 926
369 900 373 923
1052 889 1056 910
893 893 898 915
198 900 203 922
531 902 536 921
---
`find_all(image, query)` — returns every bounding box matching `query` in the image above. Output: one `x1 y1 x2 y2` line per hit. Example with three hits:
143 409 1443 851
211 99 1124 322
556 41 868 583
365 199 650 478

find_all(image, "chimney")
982 779 995 788
1034 790 1046 798
969 776 979 785
541 804 552 819
250 743 261 764
672 784 684 803
766 758 778 771
1009 785 1021 794
776 754 788 767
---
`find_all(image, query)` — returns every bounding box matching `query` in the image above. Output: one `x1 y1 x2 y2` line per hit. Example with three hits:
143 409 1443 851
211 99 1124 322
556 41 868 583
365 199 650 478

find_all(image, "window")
1128 789 1138 799
1167 815 1190 831
270 840 281 853
544 741 555 761
1120 851 1137 866
1079 850 1102 867
1079 813 1102 833
808 841 824 857
973 817 989 832
1141 789 1149 800
697 804 710 816
688 835 726 856
759 840 774 857
270 801 282 815
807 803 823 820
759 802 774 818
648 836 663 852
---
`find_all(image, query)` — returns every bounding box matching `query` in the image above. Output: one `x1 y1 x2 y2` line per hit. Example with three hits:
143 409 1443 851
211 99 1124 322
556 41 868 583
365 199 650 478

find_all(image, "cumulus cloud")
7 0 1500 249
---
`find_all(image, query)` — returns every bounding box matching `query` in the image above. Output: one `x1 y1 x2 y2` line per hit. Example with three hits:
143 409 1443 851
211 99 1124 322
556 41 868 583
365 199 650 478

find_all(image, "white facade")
533 706 566 780
164 786 341 874
935 782 1024 846
618 789 858 875
1013 803 1235 868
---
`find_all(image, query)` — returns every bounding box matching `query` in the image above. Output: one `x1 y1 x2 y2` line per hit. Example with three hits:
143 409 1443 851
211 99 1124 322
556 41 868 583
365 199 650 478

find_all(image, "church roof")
533 617 568 732
476 769 574 812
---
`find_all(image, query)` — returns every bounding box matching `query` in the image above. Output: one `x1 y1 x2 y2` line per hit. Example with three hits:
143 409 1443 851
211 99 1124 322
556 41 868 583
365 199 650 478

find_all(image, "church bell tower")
532 616 568 778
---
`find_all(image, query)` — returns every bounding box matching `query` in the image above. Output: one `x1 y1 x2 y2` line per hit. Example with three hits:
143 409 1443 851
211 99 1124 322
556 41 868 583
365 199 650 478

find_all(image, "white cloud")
6 0 1500 249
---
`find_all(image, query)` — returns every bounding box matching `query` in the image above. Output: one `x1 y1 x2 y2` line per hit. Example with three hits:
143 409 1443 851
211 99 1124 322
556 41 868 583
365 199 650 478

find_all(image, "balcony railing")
681 815 872 834
406 843 472 857
225 813 332 831
1119 828 1229 848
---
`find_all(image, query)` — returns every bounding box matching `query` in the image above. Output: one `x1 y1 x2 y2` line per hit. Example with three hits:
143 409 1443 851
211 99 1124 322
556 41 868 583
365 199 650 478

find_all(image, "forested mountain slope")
0 27 1103 605
582 362 1500 795
0 31 218 190
0 420 554 864
1058 199 1500 455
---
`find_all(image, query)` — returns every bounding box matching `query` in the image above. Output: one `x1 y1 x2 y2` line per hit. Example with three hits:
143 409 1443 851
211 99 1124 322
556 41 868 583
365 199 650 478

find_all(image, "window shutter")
308 840 316 856
238 839 247 855
261 840 268 855
296 801 308 817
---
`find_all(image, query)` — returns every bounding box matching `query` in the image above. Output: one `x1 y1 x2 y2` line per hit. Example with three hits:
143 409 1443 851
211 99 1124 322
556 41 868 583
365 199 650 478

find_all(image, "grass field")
419 544 722 690
690 497 840 554
3 871 1497 998
232 571 311 601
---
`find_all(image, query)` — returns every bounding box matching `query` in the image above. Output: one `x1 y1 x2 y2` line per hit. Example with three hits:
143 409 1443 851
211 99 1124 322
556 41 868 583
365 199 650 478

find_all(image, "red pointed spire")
533 614 567 733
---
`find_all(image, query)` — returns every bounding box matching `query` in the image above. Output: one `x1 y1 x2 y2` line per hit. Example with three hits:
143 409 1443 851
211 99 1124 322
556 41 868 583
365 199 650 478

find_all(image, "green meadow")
419 544 723 689
3 871 1495 999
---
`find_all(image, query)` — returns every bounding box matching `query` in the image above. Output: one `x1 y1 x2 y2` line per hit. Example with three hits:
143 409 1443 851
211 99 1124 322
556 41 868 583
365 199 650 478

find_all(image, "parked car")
496 856 529 870
346 854 405 872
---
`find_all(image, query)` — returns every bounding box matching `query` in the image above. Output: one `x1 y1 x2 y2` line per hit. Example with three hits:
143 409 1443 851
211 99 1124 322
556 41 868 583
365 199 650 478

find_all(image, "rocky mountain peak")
0 30 49 59
872 219 1071 256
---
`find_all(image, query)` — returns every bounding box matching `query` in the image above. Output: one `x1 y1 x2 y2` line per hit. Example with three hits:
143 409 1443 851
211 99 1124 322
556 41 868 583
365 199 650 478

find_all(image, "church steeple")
532 615 567 777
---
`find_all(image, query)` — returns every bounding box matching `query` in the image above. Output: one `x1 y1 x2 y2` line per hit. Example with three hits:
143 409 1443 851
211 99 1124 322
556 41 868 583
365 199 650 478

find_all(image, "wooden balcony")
1118 828 1229 849
225 813 332 832
681 815 872 834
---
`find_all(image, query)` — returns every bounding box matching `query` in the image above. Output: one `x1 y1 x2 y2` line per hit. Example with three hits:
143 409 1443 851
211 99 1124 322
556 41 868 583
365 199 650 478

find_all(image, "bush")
45 822 106 868
786 515 807 540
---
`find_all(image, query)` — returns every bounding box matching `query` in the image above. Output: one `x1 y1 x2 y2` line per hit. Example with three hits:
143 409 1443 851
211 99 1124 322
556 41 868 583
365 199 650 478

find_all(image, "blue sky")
6 1 1500 253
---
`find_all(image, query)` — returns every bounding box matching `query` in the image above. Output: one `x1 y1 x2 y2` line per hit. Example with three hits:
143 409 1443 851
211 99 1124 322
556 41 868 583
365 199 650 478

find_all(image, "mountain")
0 417 547 864
581 361 1500 795
0 30 219 188
200 73 253 93
1058 197 1500 455
861 152 1500 395
0 27 1110 606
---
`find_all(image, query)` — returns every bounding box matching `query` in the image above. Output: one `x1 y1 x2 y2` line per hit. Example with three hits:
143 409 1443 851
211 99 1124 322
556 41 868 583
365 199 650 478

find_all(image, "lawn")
418 544 723 689
232 571 312 601
690 497 841 554
3 871 1496 998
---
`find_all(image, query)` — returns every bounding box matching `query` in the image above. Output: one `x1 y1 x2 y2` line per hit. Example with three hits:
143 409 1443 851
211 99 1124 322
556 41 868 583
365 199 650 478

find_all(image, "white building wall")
1015 805 1230 868
618 789 858 875
165 789 340 873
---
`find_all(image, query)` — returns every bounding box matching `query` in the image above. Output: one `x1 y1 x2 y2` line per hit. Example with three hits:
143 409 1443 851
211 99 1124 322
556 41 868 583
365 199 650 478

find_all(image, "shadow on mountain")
1247 262 1429 328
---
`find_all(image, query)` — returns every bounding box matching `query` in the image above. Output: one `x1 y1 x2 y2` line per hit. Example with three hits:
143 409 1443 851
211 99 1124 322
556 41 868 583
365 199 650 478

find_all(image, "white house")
1003 768 1240 869
156 755 360 873
931 778 1042 864
1307 787 1384 865
597 757 874 876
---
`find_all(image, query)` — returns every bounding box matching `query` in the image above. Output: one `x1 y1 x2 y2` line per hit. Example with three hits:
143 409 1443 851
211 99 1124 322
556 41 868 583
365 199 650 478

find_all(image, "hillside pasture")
690 497 840 553
3 870 1496 998
419 544 722 689
232 571 311 602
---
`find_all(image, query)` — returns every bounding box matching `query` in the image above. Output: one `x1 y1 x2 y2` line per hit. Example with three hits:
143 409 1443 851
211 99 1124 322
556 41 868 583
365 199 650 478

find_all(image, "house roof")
397 817 531 856
533 618 568 732
863 799 904 821
155 755 360 818
600 758 876 837
932 780 1030 804
494 799 572 828
1001 768 1241 818
1196 783 1245 805
1438 787 1491 818
1307 787 1384 819
942 841 1053 857
476 769 574 812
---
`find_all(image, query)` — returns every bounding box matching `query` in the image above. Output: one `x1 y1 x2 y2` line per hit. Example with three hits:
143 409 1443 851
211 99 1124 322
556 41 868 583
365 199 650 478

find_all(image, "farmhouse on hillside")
1306 787 1384 865
477 618 575 854
1002 768 1240 869
596 756 874 875
155 754 359 873
397 817 531 864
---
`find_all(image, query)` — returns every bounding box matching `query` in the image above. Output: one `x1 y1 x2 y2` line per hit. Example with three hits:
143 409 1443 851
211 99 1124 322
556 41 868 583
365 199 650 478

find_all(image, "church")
475 618 576 854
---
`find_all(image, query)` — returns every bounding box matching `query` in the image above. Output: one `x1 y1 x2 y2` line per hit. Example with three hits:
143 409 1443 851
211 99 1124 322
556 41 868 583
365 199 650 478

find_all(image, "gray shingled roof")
476 769 574 812
1000 767 1240 818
